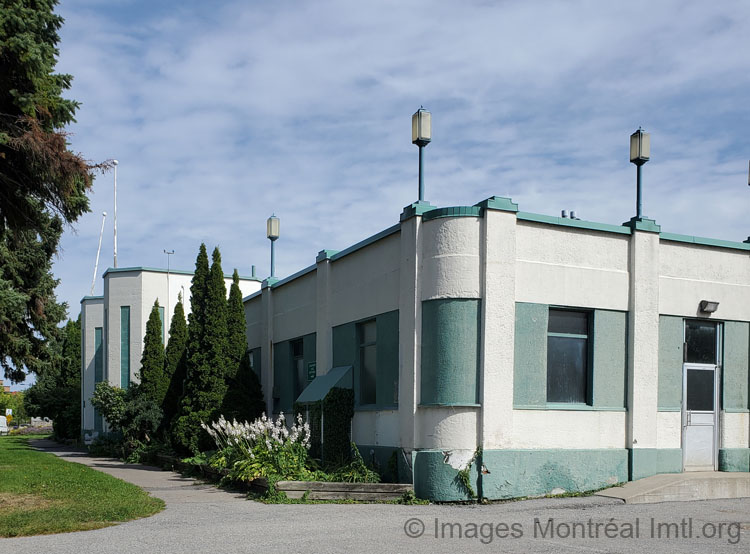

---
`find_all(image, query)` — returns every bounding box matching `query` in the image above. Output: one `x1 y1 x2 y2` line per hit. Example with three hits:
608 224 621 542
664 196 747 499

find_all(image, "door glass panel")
360 344 377 405
685 320 717 364
686 369 714 411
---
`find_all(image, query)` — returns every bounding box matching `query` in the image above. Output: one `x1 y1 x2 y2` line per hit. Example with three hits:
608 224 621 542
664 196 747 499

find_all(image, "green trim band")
622 216 661 233
316 249 340 262
422 206 481 221
723 408 750 413
719 448 750 472
329 224 401 262
419 403 481 408
80 295 104 302
269 264 316 288
354 404 398 412
517 212 632 235
474 196 518 212
400 200 435 221
514 404 627 412
657 407 682 412
661 232 750 252
103 266 261 281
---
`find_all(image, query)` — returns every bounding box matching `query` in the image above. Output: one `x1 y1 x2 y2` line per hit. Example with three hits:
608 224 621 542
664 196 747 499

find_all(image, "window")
120 306 130 389
291 338 306 399
547 309 589 403
684 320 718 364
358 320 377 405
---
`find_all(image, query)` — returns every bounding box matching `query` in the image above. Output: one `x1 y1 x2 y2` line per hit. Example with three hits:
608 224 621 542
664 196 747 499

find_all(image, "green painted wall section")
719 448 750 472
273 333 316 413
592 310 628 408
658 316 684 410
513 303 548 407
629 448 683 480
94 327 103 383
413 449 629 501
413 450 477 501
120 306 130 389
273 340 292 412
332 322 356 368
355 444 411 483
333 312 399 408
723 321 749 411
376 311 399 407
421 299 480 405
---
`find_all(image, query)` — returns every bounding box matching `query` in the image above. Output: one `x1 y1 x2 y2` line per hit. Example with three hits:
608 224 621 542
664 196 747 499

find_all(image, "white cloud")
48 0 750 327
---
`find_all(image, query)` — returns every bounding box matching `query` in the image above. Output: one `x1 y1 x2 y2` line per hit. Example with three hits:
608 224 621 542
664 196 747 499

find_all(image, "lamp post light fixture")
629 128 650 219
267 214 280 278
412 107 431 202
164 249 174 321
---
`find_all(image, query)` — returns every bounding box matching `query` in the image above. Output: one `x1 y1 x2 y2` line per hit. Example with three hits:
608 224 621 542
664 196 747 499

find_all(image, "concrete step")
597 472 750 504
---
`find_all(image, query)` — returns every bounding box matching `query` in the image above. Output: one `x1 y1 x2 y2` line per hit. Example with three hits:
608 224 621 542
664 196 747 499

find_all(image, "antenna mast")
90 212 107 295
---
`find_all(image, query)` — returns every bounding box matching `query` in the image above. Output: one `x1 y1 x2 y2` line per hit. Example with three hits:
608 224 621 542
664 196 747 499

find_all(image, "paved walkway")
1 441 749 553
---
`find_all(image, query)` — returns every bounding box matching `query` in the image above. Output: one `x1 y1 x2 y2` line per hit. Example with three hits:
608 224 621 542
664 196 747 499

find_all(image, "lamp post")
412 107 431 202
629 128 650 219
113 160 119 267
267 214 280 278
164 249 174 321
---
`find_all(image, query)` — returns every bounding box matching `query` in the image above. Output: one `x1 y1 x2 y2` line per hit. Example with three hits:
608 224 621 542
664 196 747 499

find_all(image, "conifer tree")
226 269 246 374
138 300 166 405
162 295 187 426
171 244 210 453
171 245 230 453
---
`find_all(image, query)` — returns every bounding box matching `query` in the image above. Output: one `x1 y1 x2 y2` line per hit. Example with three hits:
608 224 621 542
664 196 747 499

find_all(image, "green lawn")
0 436 164 537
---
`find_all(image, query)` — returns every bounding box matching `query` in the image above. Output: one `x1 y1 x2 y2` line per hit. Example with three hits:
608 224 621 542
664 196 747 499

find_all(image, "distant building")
244 197 750 501
80 267 261 435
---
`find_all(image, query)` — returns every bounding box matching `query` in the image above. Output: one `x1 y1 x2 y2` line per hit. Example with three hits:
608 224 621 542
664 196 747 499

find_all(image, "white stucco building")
80 266 261 435
244 197 750 500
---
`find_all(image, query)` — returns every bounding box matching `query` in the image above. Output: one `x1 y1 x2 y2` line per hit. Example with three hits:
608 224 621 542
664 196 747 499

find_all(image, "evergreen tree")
226 269 246 374
0 0 100 381
222 269 264 422
162 295 187 426
24 316 81 438
138 300 166 405
171 245 230 453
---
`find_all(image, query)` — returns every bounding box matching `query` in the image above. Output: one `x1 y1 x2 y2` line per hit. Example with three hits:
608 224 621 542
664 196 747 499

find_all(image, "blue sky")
12 0 750 388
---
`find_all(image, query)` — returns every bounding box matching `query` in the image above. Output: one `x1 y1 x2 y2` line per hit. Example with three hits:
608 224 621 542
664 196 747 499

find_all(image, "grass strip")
0 436 164 537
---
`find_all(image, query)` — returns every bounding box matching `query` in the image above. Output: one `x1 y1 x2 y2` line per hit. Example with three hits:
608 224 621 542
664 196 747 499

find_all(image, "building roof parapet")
661 232 750 252
622 216 661 233
80 295 104 303
328 224 400 262
102 266 262 281
474 196 519 213
400 200 435 221
518 212 632 235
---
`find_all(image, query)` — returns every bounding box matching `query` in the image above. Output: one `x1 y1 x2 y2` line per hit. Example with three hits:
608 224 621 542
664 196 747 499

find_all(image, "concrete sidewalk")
597 471 750 504
29 439 246 505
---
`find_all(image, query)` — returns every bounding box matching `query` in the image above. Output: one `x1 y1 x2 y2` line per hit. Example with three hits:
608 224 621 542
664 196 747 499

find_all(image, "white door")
682 364 718 471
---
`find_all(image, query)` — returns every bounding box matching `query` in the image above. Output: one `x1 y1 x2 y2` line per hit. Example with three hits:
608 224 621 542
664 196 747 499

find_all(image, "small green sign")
307 362 317 381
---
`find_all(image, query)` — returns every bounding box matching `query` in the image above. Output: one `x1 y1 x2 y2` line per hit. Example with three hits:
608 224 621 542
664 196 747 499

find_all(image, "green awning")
296 365 352 404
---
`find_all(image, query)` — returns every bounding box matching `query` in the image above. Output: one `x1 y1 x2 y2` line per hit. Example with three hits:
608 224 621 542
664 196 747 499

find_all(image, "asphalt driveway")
1 440 748 553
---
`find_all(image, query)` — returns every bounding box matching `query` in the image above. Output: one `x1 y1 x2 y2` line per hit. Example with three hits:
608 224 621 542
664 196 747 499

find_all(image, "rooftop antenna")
90 212 107 295
113 160 119 268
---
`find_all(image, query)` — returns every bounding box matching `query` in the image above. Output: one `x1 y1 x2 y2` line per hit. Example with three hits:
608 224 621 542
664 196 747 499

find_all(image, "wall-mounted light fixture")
699 300 719 313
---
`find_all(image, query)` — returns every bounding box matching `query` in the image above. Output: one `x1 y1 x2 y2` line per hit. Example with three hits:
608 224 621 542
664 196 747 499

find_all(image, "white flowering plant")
201 412 315 483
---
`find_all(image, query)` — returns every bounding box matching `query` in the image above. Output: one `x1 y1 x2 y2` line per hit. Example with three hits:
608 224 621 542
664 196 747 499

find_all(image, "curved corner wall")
421 298 481 405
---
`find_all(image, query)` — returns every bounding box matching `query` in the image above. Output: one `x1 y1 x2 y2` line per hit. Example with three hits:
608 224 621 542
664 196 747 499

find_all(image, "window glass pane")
685 321 717 364
547 336 587 403
360 344 377 404
291 339 303 358
361 320 376 344
548 310 588 335
687 369 714 411
295 358 306 398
